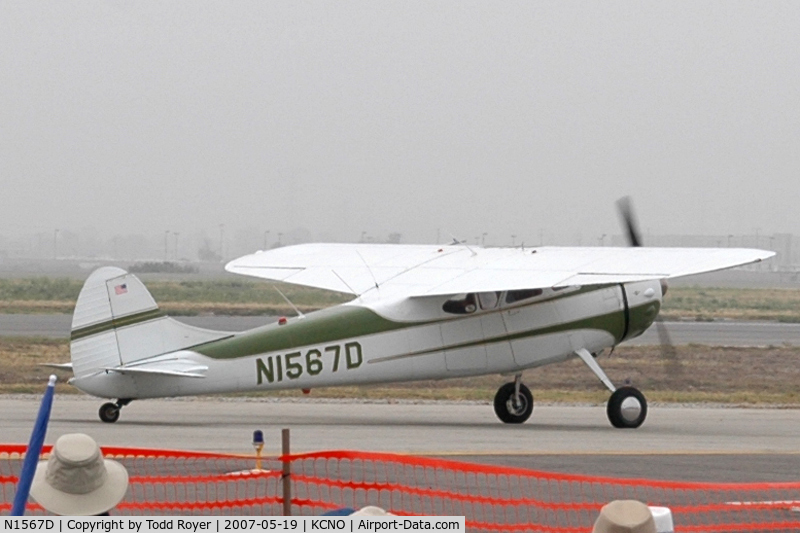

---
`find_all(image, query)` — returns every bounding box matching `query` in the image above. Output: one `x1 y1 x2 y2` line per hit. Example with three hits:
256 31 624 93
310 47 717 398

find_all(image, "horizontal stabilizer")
102 354 208 379
40 362 73 371
102 366 206 378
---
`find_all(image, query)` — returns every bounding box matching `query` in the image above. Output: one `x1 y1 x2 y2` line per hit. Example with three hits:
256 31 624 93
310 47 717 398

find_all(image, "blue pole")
11 375 57 516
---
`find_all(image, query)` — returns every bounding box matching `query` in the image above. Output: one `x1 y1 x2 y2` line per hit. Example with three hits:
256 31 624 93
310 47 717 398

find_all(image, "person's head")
593 500 657 533
30 433 129 516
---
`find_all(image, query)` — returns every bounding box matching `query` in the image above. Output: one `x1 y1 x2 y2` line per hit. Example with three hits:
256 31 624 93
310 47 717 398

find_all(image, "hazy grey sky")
2 1 799 248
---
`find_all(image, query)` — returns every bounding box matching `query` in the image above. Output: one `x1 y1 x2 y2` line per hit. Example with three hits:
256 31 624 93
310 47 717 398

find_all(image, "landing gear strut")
494 374 533 424
575 348 648 428
99 399 132 423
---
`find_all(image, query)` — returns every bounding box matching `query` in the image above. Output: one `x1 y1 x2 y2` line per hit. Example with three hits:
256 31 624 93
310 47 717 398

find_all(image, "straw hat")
30 433 129 516
593 500 657 533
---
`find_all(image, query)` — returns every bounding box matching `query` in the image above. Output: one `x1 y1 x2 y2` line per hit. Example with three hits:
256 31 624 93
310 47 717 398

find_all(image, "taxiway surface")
2 397 798 483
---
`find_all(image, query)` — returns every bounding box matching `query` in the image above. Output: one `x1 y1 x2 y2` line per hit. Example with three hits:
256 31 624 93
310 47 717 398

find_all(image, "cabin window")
442 293 477 315
478 291 501 310
505 288 544 304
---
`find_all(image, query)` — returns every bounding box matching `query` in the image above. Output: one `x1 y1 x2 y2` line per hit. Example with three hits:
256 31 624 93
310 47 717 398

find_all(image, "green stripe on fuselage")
194 305 412 360
194 286 615 360
370 305 631 363
193 285 655 361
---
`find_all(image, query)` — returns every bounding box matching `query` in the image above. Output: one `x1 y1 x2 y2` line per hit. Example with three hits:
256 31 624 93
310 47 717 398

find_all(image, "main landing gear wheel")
494 382 534 424
99 403 120 423
98 398 131 423
607 386 647 428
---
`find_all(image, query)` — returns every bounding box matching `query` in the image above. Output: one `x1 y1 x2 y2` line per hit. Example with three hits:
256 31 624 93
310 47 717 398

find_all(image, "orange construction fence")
2 444 800 532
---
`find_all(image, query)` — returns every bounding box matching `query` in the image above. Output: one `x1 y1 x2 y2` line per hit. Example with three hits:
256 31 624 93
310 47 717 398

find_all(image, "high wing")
225 244 775 297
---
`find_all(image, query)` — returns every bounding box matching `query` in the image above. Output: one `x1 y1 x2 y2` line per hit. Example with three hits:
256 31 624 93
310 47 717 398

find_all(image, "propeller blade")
616 197 681 377
655 317 683 378
616 196 643 247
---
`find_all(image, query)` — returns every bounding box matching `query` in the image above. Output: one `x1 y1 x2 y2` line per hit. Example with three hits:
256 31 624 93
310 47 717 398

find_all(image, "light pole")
263 230 270 250
174 232 179 261
481 233 487 247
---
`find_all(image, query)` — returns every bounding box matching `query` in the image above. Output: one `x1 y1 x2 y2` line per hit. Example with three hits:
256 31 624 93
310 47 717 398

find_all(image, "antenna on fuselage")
273 286 305 319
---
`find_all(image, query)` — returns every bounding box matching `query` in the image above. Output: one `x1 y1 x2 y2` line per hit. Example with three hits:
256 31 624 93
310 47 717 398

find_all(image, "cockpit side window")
505 288 544 305
477 291 501 310
442 293 477 315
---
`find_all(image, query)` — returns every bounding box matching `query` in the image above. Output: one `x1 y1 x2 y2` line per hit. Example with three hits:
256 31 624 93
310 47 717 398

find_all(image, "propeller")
656 318 683 378
615 197 683 378
616 196 642 247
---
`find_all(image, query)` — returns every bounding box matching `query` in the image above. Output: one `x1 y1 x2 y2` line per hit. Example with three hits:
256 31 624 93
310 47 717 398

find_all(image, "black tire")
99 402 120 423
493 382 534 424
607 386 647 428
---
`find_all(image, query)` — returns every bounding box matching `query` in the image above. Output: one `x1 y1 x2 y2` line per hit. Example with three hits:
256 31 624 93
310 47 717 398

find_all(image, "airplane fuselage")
71 280 662 399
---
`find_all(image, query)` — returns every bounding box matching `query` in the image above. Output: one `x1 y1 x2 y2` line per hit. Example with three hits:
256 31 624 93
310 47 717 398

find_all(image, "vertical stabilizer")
70 267 127 378
70 267 230 378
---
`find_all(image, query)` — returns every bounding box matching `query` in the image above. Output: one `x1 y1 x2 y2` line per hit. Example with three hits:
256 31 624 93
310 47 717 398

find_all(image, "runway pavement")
5 313 800 346
2 396 798 482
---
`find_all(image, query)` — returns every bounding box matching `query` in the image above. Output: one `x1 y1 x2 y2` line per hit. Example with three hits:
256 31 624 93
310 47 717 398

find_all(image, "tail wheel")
607 386 647 428
493 382 534 424
99 402 120 423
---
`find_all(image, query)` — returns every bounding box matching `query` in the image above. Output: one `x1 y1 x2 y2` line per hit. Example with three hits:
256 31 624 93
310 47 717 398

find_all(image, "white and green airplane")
62 210 773 427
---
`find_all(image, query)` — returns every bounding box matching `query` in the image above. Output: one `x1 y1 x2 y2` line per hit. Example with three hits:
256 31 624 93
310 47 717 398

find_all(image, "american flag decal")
114 284 128 295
